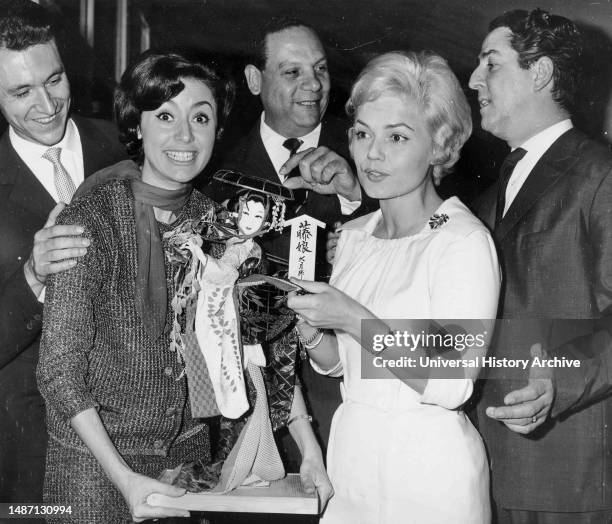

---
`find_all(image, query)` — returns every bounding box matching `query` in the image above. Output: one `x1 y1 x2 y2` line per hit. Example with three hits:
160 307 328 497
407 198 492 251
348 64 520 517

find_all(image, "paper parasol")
213 169 295 201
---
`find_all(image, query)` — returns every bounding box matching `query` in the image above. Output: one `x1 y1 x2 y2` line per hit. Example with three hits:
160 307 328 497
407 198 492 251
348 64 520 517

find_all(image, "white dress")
318 197 500 524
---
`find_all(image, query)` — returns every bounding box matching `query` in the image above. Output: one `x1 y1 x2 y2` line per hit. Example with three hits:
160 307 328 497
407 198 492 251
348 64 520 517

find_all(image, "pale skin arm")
288 385 334 511
485 343 555 434
70 408 190 522
287 279 427 394
294 319 341 372
281 146 362 202
24 203 90 298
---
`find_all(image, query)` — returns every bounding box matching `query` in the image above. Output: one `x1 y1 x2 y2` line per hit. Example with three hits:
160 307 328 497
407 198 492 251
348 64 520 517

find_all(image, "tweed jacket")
475 128 612 512
38 170 215 456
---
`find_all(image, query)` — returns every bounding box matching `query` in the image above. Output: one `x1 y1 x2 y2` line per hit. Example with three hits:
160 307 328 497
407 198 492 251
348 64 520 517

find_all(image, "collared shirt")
11 118 84 303
503 119 573 216
9 118 84 203
259 113 360 215
260 113 321 178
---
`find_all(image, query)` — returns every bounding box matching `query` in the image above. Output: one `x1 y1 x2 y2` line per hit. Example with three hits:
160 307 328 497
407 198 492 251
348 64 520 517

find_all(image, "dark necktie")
282 137 306 210
495 147 527 228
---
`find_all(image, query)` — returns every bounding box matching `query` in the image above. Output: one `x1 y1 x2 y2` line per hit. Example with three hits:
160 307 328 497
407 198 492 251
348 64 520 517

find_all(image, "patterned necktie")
43 147 76 203
495 147 527 228
282 137 307 209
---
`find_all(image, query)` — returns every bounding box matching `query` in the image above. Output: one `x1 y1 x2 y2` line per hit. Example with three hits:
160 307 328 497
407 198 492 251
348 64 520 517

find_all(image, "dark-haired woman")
37 51 230 523
37 51 331 523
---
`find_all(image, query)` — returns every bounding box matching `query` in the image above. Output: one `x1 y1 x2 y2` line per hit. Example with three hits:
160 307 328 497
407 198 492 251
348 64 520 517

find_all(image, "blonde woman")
289 51 500 523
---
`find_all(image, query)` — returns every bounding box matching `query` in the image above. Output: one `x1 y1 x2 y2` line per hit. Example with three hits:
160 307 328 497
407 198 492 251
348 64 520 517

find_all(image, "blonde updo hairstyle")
346 51 472 184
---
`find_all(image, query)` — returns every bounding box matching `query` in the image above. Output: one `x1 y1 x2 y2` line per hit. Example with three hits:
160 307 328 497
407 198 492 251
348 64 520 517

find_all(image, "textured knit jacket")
38 168 216 456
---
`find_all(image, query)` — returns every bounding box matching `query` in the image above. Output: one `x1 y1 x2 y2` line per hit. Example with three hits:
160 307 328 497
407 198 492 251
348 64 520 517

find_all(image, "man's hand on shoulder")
281 146 361 202
24 202 90 297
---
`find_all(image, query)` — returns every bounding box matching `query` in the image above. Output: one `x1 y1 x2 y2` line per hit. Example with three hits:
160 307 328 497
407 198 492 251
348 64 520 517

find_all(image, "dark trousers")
497 508 612 524
0 355 47 505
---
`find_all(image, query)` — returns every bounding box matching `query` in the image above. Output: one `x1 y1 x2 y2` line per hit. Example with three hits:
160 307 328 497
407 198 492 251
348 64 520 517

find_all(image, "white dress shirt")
10 118 84 204
503 119 573 216
11 118 84 303
259 113 360 215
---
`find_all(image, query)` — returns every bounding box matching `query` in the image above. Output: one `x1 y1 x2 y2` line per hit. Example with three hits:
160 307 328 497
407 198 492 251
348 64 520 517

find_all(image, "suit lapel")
243 125 278 181
495 129 581 242
0 132 54 221
73 115 110 177
474 185 496 231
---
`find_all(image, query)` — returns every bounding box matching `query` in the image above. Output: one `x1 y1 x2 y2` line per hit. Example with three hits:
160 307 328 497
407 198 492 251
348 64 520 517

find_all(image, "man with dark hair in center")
202 17 375 474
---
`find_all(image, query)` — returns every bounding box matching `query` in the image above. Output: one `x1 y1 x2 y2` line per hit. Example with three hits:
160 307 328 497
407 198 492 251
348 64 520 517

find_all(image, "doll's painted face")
237 199 266 235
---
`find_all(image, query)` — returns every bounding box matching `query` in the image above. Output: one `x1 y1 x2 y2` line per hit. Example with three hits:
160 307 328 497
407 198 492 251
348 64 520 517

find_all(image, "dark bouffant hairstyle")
114 50 235 160
226 189 270 234
489 9 583 113
0 0 55 50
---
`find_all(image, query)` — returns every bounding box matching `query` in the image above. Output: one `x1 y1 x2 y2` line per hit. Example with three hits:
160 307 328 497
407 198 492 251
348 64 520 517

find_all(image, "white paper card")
284 214 325 281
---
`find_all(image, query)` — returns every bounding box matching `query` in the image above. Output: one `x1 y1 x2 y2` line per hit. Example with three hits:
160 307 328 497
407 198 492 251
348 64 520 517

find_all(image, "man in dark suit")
469 9 612 523
0 0 126 503
202 18 371 475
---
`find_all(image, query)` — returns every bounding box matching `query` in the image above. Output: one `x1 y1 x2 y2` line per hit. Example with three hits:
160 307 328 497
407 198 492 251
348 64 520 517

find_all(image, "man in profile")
470 9 612 522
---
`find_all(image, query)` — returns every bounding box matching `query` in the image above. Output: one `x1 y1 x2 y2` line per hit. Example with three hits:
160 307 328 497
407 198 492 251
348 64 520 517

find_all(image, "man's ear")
531 56 554 92
244 64 262 96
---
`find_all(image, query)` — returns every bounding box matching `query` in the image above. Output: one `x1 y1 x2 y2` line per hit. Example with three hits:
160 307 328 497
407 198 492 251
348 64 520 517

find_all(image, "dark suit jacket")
0 115 126 502
201 114 374 469
475 128 612 512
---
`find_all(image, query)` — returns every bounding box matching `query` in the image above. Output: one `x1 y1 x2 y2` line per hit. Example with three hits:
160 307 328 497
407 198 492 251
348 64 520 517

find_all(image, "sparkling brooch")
428 213 449 230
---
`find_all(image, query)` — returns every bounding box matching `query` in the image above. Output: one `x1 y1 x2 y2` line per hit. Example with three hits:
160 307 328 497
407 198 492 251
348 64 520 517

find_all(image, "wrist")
342 303 367 337
287 413 313 426
340 179 361 202
112 463 138 495
300 439 324 462
287 409 321 457
23 258 45 298
296 325 324 349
